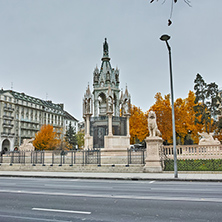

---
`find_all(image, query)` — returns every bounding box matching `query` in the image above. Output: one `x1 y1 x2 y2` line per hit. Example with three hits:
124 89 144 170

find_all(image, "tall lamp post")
160 34 178 178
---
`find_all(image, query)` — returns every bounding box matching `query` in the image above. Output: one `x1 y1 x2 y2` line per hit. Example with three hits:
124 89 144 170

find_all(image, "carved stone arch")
98 92 107 116
2 139 10 152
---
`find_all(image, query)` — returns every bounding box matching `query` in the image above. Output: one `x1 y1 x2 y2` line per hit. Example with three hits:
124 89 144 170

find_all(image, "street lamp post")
160 34 178 178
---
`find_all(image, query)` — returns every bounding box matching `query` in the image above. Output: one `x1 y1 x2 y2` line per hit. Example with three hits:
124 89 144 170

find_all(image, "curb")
1 174 222 182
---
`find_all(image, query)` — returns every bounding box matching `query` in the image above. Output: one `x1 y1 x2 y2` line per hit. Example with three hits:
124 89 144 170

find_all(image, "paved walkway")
1 171 222 182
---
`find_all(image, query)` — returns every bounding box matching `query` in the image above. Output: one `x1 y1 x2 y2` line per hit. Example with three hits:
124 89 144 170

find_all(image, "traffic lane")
0 191 222 222
0 178 222 200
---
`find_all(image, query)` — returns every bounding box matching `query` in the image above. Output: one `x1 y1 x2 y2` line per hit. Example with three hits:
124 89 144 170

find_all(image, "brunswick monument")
83 39 131 153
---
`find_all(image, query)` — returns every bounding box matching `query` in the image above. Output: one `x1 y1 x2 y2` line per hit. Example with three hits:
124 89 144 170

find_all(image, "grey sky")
0 1 221 121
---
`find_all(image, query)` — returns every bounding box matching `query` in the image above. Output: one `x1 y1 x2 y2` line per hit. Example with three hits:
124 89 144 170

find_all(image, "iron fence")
84 149 101 165
127 148 146 165
31 151 44 165
10 151 26 164
0 149 101 166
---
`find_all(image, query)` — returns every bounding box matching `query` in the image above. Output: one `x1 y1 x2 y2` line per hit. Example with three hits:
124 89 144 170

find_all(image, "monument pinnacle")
103 38 109 58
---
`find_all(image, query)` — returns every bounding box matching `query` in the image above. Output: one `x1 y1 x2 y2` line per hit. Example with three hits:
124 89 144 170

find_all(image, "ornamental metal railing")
127 148 146 165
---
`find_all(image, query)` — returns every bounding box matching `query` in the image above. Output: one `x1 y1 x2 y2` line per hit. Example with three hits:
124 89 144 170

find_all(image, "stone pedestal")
144 136 163 173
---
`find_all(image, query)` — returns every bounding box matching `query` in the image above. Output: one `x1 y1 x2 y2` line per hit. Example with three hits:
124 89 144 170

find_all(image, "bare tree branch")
150 0 192 26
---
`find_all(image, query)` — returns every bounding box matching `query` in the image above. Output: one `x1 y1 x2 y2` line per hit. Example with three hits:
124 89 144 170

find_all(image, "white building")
0 89 77 152
64 111 78 133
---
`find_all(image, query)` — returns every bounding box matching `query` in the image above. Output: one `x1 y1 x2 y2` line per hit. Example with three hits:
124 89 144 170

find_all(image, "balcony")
20 118 39 124
1 132 15 137
3 123 14 128
1 132 8 137
3 107 14 112
21 125 39 131
3 115 14 120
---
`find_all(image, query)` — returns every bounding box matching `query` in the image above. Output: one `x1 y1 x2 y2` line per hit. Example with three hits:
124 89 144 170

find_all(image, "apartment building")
0 89 77 152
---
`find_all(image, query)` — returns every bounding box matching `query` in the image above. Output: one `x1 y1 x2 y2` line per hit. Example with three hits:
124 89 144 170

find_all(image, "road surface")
0 177 222 221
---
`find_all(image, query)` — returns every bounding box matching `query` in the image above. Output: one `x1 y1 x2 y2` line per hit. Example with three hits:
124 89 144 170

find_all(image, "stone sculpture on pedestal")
198 132 221 145
144 111 163 173
148 111 161 137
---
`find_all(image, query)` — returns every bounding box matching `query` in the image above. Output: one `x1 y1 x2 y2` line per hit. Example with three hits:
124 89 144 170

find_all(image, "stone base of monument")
143 136 163 173
104 135 130 151
84 135 93 149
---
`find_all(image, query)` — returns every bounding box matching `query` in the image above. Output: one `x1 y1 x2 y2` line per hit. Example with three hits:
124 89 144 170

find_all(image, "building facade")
0 89 77 152
64 111 78 132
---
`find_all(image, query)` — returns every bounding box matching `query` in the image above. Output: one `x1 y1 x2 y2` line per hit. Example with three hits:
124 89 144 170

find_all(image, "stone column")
84 114 93 149
107 113 113 136
144 136 163 172
125 115 130 137
85 115 90 136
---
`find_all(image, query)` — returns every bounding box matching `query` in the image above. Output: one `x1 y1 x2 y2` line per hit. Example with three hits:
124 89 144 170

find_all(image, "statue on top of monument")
123 100 129 114
107 96 113 113
103 38 109 56
83 85 92 116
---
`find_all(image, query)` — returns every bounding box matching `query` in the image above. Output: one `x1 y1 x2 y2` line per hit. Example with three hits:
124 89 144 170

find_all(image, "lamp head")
160 34 171 41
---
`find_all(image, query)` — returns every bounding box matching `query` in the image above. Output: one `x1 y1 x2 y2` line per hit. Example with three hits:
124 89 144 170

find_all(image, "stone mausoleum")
83 39 131 152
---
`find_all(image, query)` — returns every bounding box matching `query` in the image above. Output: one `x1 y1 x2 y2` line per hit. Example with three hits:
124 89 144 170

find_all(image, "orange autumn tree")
183 91 203 144
150 91 203 145
174 97 188 144
129 105 148 144
33 124 61 150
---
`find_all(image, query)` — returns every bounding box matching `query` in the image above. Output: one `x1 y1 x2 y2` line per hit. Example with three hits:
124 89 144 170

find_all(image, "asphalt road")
0 177 222 222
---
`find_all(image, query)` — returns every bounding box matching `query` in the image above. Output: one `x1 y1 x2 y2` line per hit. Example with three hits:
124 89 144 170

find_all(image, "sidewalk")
1 171 222 182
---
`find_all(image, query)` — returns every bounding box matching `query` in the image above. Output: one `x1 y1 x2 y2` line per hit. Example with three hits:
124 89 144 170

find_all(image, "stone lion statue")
148 111 161 137
19 138 35 152
198 132 220 145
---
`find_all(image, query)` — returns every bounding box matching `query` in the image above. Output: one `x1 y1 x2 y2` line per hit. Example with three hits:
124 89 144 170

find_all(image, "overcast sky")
0 0 221 121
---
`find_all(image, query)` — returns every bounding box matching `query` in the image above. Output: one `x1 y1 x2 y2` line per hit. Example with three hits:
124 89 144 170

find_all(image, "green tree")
193 73 210 132
194 74 221 133
76 130 85 149
206 82 221 131
65 123 77 150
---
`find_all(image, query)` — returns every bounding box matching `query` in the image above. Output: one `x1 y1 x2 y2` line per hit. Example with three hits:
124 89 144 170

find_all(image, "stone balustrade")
163 144 222 160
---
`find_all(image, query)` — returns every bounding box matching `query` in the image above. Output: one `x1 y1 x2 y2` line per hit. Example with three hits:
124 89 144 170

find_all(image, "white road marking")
0 189 222 203
149 181 155 184
0 214 70 222
32 208 91 215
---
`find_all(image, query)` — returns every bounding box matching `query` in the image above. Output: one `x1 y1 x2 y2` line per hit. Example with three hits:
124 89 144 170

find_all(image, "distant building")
64 111 78 132
0 89 77 152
